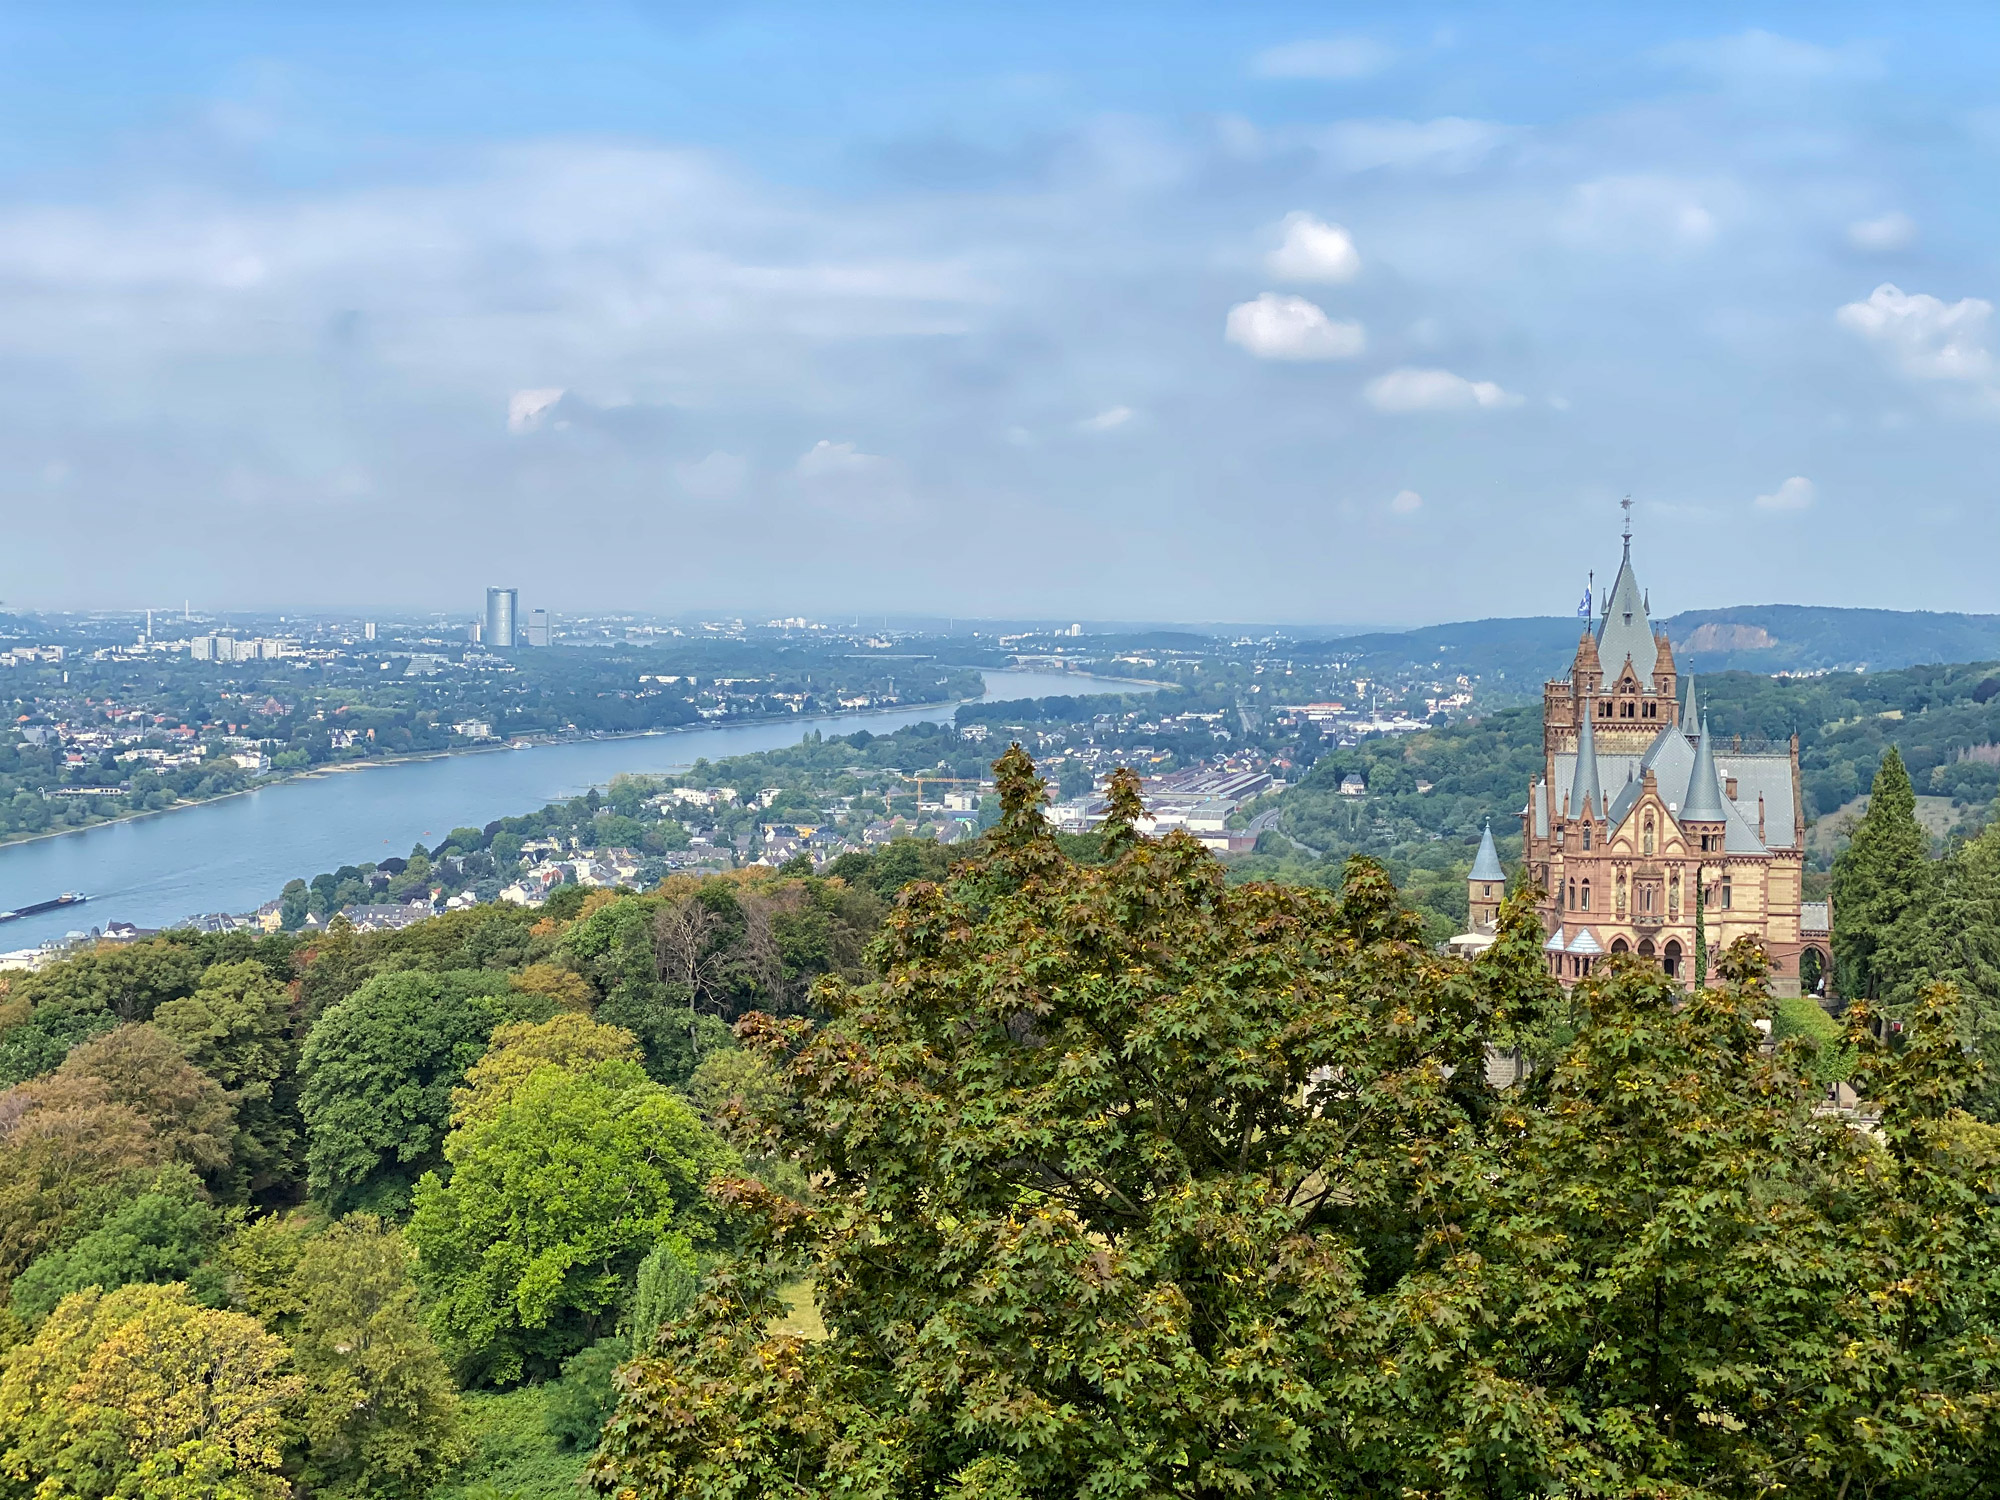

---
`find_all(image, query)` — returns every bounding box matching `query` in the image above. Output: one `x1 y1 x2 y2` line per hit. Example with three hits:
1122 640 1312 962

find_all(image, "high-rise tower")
484 587 519 648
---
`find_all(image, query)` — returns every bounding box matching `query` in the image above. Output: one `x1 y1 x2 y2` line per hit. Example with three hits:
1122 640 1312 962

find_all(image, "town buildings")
1499 528 1824 997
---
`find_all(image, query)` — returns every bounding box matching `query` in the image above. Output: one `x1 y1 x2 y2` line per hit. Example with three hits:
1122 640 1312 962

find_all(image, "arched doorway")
1800 946 1827 997
1638 938 1655 959
1611 937 1630 955
1663 939 1682 979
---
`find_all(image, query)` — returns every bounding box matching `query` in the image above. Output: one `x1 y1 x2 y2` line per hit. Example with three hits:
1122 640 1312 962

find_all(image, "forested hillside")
1296 606 2000 698
3 751 2000 1495
1235 658 2000 942
0 842 950 1497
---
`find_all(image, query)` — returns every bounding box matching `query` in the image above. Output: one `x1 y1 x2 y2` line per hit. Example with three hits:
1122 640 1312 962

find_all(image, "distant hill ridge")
1302 604 2000 683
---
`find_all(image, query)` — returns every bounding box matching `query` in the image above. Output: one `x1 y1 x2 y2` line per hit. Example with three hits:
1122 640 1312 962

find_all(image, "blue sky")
1 2 1996 624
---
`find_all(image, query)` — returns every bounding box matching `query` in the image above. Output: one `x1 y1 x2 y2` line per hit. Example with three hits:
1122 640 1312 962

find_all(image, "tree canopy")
411 1047 737 1386
591 746 2000 1500
288 1214 469 1499
0 1281 300 1499
154 960 301 1202
297 969 513 1213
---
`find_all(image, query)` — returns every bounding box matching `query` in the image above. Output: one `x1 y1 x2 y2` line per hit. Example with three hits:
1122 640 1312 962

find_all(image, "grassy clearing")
429 1386 591 1500
774 1279 828 1340
1809 792 1971 859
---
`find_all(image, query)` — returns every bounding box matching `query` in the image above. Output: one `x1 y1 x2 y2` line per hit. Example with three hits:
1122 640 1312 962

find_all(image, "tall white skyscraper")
484 587 519 648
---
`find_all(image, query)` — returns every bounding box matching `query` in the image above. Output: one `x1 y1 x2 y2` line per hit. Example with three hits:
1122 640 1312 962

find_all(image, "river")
0 669 1149 950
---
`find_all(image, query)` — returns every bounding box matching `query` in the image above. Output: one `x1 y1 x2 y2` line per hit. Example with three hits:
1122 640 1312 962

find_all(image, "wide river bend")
0 668 1147 948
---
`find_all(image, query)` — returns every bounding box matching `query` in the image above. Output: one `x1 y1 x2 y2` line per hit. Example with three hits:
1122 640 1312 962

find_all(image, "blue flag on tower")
1576 587 1592 619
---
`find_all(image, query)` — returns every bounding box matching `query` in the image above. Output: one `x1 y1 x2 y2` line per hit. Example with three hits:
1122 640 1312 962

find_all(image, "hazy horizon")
3 4 1998 623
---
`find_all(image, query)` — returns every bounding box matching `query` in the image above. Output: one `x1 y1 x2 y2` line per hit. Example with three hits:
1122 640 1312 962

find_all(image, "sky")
0 2 1997 627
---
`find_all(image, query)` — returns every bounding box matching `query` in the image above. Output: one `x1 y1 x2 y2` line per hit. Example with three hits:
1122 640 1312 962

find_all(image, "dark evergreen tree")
1927 818 2000 1117
1830 748 1933 1003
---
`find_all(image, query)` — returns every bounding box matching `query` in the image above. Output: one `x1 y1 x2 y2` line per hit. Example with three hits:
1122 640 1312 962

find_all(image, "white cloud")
1390 488 1423 514
507 388 565 433
1267 212 1360 283
1076 405 1134 432
1315 117 1507 174
1562 175 1718 250
1364 367 1521 413
1656 29 1880 82
1251 37 1393 80
673 450 748 501
1225 293 1365 360
1754 476 1815 511
796 439 889 478
1837 283 1995 382
1847 211 1916 253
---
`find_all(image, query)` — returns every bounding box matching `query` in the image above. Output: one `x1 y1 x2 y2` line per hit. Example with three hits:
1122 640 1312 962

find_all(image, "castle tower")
1522 513 1811 997
1546 521 1681 756
1469 820 1505 927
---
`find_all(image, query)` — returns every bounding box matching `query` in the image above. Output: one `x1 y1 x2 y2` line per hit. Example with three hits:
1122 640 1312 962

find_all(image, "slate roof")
1569 704 1604 819
1551 722 1797 854
1681 714 1729 823
1595 538 1657 684
1470 820 1506 881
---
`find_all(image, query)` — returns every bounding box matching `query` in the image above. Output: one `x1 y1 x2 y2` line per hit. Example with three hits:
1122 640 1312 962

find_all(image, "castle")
1466 524 1829 1000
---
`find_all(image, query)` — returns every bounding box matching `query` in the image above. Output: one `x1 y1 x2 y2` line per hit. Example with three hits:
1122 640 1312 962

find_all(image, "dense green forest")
596 753 2000 1496
0 839 955 1497
3 747 2000 1494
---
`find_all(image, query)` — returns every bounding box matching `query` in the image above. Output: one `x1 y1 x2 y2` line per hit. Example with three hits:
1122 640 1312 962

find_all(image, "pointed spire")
1470 819 1505 881
1594 520 1654 682
1682 674 1697 730
1682 712 1728 822
1570 702 1603 820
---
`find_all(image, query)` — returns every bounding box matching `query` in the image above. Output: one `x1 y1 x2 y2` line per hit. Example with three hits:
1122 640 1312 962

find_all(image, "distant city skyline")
1 4 1998 622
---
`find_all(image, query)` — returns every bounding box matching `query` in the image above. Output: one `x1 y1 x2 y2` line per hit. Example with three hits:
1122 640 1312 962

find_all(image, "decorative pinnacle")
1621 494 1633 551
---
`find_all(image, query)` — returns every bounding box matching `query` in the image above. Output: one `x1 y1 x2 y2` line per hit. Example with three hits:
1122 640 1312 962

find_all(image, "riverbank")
1 668 1168 855
0 694 985 853
0 668 1162 945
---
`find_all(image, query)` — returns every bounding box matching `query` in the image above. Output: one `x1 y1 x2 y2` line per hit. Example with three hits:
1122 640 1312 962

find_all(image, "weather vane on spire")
1621 494 1633 544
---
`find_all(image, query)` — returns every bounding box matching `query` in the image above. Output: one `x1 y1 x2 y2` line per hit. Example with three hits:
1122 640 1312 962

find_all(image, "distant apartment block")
188 635 298 663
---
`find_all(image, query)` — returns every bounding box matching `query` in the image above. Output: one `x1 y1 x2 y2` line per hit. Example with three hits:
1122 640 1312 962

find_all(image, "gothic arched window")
1580 879 1591 911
